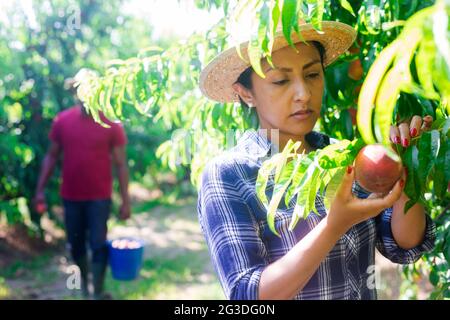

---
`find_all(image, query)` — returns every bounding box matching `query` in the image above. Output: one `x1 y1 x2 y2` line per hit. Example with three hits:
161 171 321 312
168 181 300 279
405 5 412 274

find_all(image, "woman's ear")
232 83 255 107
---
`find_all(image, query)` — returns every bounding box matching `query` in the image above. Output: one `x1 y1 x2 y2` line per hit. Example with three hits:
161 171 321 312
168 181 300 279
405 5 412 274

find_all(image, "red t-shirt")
49 105 127 201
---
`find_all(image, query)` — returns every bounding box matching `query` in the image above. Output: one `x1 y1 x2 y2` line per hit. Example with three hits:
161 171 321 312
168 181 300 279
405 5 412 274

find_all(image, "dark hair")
235 41 326 107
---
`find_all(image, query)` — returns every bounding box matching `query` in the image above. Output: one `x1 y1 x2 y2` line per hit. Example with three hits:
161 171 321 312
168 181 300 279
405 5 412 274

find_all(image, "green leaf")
285 153 314 204
418 130 441 180
374 67 402 145
338 0 356 17
281 0 298 48
357 40 401 144
271 0 281 35
375 29 421 145
308 164 322 215
442 117 450 136
309 0 324 31
289 165 316 230
267 159 300 236
259 2 271 55
340 109 354 140
248 38 265 78
403 145 420 202
429 268 439 286
317 139 354 169
433 140 447 199
274 140 300 183
255 155 279 207
444 138 450 185
415 35 440 100
324 167 346 213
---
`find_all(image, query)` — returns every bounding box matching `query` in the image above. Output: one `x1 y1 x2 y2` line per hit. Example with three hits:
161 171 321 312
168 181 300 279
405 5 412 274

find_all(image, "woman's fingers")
336 165 355 201
390 125 401 145
366 178 404 214
392 115 432 147
409 115 422 138
398 122 411 148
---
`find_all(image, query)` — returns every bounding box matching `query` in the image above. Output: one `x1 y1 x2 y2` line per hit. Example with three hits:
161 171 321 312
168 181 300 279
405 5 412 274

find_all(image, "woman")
197 20 435 300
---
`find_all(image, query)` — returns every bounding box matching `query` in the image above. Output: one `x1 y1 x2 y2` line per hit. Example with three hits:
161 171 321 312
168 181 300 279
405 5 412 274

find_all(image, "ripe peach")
354 144 403 194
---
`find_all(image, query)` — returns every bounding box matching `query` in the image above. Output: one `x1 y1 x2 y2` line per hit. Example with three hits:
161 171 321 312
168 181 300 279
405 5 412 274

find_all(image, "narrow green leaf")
285 153 314 204
267 160 298 236
317 139 354 169
255 155 279 207
274 140 300 183
429 268 440 286
281 0 298 48
375 30 421 145
418 130 441 183
338 0 355 17
307 164 322 215
444 138 450 185
309 0 324 31
433 139 447 199
324 167 346 213
357 40 401 144
248 39 265 78
416 36 440 100
259 2 270 55
403 145 420 202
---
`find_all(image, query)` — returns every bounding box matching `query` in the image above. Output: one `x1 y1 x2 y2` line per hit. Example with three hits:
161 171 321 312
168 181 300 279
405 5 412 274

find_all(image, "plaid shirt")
197 129 436 300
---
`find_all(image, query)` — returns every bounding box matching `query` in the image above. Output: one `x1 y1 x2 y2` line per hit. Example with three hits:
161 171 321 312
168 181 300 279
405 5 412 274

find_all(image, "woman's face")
234 42 325 139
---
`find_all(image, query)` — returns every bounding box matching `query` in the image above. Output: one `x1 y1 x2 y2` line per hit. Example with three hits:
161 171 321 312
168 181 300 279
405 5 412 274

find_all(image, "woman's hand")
326 166 405 236
389 115 433 147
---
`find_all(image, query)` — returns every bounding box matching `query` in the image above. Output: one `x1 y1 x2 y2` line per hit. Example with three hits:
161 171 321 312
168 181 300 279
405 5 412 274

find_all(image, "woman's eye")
273 79 288 85
306 73 320 79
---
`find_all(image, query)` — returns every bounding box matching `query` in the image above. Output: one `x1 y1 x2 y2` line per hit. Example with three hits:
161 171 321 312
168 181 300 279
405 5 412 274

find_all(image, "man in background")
34 79 131 299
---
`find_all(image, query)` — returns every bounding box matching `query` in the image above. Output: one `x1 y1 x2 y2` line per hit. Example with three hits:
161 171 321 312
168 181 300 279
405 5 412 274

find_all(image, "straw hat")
200 20 356 103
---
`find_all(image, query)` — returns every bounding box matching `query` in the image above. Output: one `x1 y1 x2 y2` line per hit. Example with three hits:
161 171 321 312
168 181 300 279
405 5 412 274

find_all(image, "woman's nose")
292 78 311 102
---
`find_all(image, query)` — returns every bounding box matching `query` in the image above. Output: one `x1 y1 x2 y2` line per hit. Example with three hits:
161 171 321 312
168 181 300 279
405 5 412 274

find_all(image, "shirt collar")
235 129 331 159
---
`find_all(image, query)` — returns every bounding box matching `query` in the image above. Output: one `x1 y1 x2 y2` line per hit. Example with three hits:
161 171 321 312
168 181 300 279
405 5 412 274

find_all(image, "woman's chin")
283 122 316 137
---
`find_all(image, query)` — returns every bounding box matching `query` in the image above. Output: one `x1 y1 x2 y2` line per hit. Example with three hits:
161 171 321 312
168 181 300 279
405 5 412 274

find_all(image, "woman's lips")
290 110 312 120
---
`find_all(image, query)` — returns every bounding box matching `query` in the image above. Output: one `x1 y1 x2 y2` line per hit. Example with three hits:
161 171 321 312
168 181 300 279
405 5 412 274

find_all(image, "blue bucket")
108 237 144 281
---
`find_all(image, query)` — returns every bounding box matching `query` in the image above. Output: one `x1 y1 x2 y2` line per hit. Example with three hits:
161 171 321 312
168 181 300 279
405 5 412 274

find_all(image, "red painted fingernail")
402 138 409 147
347 166 353 174
410 128 417 137
399 179 405 188
394 136 401 144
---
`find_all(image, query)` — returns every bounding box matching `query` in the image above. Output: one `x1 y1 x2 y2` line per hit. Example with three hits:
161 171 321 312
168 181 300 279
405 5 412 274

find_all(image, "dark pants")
63 199 111 265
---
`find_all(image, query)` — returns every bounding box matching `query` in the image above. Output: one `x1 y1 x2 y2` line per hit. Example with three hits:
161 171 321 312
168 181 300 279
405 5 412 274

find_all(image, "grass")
0 252 54 279
105 252 224 300
0 277 10 299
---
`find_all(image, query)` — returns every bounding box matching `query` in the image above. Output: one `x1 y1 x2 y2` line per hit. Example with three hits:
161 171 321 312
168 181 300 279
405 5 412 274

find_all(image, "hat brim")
200 21 356 103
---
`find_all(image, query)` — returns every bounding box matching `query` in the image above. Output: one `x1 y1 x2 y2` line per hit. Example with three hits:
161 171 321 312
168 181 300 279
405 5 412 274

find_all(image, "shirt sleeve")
197 158 268 300
110 122 127 147
352 181 436 264
374 207 436 264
